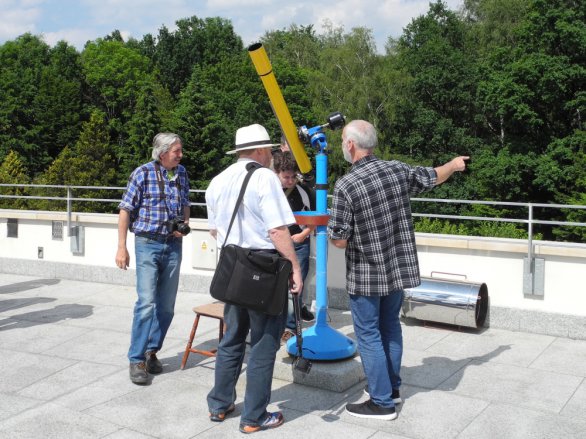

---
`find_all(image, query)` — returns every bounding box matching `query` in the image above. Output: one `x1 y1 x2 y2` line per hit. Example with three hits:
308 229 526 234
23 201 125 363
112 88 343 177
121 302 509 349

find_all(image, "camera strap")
154 162 181 217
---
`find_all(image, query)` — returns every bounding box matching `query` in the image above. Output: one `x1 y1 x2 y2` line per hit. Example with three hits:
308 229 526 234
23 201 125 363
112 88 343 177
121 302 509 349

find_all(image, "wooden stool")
180 302 225 369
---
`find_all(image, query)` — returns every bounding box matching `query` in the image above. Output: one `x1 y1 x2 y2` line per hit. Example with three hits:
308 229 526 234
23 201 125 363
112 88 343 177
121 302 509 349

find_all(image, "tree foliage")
0 3 584 241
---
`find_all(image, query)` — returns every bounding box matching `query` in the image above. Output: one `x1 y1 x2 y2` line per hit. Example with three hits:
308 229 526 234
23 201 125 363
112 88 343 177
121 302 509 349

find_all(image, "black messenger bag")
209 163 291 315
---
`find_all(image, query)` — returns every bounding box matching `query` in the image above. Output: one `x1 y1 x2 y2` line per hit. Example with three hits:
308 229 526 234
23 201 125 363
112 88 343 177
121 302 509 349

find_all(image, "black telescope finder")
326 112 345 131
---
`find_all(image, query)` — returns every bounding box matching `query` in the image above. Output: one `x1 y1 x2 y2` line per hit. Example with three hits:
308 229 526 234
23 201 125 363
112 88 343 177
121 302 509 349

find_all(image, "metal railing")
2 184 586 295
0 183 207 235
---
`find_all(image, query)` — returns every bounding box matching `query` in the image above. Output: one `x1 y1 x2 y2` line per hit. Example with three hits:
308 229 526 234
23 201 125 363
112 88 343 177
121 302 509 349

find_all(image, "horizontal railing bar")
412 213 528 224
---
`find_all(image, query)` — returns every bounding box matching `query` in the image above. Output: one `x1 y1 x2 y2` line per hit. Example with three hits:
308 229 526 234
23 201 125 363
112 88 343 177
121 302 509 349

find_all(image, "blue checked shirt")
118 161 190 235
328 155 437 296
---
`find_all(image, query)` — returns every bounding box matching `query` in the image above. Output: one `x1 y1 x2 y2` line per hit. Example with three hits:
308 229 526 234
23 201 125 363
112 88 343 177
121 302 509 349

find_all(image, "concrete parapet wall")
1 209 585 340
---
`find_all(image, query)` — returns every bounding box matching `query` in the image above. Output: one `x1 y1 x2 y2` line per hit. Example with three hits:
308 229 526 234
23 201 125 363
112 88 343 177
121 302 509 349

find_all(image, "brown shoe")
145 351 162 374
280 330 294 346
209 403 235 422
129 362 148 385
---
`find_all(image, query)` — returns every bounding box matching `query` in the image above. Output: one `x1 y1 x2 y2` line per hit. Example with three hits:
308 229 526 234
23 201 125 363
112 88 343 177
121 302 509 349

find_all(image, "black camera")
166 216 191 235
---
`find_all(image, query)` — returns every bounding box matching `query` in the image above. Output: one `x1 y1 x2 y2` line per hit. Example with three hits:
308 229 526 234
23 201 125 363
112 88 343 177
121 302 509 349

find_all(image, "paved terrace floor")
1 273 586 439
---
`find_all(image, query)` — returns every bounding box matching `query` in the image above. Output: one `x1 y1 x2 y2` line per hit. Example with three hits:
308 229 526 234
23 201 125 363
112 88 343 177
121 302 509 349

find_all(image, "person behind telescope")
277 134 315 189
205 123 303 434
328 119 468 420
116 133 191 385
272 150 315 345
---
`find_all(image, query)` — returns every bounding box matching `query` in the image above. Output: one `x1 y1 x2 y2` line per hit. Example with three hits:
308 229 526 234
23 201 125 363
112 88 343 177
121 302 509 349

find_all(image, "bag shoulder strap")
224 162 262 242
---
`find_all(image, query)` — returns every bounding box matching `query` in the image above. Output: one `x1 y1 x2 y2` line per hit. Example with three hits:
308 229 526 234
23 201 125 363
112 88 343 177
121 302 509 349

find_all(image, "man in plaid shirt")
116 132 191 385
328 119 468 420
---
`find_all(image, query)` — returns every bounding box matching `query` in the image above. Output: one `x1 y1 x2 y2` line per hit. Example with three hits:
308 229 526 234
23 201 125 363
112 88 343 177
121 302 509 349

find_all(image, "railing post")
528 203 533 270
67 186 72 236
523 203 544 296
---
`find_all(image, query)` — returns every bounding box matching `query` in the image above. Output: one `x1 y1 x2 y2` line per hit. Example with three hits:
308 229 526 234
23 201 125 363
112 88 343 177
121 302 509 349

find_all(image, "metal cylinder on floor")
402 274 488 328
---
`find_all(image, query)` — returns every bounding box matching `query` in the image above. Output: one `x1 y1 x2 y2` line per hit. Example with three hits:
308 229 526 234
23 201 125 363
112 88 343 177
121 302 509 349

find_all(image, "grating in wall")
52 221 63 240
7 218 18 238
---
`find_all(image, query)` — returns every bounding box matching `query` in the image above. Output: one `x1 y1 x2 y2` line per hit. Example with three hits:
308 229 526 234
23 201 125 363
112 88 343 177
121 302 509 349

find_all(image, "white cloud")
0 2 42 39
41 28 99 48
0 0 465 51
205 0 273 10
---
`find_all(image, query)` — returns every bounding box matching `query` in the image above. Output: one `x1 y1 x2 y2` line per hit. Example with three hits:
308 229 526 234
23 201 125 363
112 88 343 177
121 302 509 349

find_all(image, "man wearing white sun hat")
205 123 303 434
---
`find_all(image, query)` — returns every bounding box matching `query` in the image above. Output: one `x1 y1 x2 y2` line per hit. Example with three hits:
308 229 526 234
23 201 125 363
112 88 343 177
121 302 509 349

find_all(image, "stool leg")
181 314 201 370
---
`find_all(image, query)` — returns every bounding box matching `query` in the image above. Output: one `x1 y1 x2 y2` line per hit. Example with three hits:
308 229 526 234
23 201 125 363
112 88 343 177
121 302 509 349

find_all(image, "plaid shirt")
328 155 436 296
118 161 190 235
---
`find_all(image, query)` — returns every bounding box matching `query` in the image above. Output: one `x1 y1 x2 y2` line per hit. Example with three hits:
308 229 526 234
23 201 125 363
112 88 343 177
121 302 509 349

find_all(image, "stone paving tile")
401 349 472 389
4 278 109 301
401 321 453 351
370 432 414 439
0 316 92 353
2 273 586 439
270 377 363 417
84 377 216 439
47 328 131 366
425 327 556 367
438 360 583 414
334 388 489 439
457 403 586 439
0 402 121 438
56 303 131 333
529 337 586 377
0 392 42 422
17 360 120 401
0 277 60 294
0 349 76 393
561 379 586 419
193 407 379 439
0 297 94 323
103 429 156 439
52 369 145 412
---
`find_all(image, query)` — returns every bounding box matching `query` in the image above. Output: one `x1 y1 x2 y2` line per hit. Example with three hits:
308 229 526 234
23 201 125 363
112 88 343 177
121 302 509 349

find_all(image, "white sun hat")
226 123 279 155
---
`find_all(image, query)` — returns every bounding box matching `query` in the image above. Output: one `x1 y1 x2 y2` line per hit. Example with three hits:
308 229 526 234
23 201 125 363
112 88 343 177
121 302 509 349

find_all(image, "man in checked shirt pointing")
328 119 468 420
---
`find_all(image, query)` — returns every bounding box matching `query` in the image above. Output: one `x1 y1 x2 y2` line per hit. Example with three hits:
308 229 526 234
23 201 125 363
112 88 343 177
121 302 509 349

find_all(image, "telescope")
248 43 357 361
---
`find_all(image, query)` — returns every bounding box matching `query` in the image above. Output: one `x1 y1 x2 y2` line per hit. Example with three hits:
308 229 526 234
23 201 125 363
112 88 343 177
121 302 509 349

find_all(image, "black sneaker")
346 399 397 420
129 362 148 385
145 351 163 374
364 385 402 404
301 305 314 321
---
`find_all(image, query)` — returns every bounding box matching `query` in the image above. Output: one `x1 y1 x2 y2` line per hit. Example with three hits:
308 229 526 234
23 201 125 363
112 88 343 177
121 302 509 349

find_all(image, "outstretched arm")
434 156 470 185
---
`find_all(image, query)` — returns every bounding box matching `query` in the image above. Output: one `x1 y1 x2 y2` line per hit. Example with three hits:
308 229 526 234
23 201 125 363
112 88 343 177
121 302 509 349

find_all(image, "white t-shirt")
206 158 296 249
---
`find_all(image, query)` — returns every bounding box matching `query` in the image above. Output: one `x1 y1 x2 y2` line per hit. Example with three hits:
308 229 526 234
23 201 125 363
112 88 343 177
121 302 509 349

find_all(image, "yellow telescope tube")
248 43 312 174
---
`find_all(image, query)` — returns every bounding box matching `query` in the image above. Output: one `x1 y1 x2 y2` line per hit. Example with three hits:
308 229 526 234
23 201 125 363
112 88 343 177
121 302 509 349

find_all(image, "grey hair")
344 120 377 151
151 133 182 161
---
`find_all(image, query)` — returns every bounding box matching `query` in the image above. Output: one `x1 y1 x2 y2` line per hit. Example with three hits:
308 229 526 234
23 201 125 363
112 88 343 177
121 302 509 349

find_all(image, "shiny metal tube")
402 277 488 328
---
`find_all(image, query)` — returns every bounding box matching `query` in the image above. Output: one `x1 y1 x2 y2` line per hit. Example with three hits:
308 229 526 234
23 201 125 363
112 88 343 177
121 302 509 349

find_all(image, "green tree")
0 34 51 173
144 16 244 97
0 34 83 175
81 39 163 179
0 150 30 209
392 1 480 159
170 52 273 188
36 111 117 212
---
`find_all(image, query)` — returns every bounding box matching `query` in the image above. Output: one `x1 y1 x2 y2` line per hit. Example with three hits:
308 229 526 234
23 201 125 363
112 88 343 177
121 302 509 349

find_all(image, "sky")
0 0 464 53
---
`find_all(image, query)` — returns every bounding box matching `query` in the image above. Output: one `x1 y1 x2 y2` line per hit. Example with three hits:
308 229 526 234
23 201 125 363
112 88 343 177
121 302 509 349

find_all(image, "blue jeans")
128 235 182 363
286 240 310 330
349 291 404 408
207 303 286 426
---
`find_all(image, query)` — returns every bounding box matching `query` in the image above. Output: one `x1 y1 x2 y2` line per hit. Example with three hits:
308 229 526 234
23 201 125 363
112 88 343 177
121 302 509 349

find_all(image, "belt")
135 232 178 243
